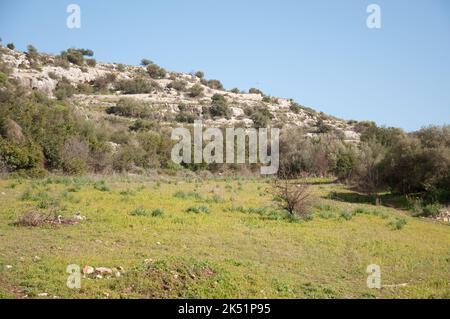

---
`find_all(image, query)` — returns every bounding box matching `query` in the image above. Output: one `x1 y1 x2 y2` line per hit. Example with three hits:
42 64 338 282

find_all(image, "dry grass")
13 210 79 227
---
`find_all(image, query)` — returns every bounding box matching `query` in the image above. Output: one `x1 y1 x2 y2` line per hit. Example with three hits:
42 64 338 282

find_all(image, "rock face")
0 48 360 141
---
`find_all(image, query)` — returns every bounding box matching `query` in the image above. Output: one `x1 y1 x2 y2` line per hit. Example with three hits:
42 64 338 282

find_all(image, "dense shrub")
26 44 38 60
167 79 187 92
278 129 355 178
130 207 150 216
113 144 146 172
141 59 153 66
0 78 111 173
6 43 14 50
151 208 165 217
249 88 263 95
130 119 158 131
316 119 333 134
289 101 302 114
250 107 273 128
106 98 153 119
185 205 210 214
0 138 44 171
187 84 204 98
209 94 231 118
54 79 76 100
85 58 96 67
175 113 196 123
76 82 94 94
92 73 116 92
115 78 159 94
60 48 95 66
194 71 204 79
146 63 166 79
380 133 450 194
205 79 224 90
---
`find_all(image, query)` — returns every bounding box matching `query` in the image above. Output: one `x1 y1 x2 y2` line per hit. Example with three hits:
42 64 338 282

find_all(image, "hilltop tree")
141 58 153 66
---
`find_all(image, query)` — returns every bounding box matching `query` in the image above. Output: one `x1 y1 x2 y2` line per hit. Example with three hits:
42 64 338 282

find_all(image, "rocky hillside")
1 47 360 142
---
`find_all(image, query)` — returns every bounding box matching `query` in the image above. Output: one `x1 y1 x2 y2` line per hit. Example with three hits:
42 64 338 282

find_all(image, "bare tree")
270 171 313 218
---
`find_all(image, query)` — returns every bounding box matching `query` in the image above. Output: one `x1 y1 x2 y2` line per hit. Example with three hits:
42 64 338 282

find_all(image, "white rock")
83 266 95 275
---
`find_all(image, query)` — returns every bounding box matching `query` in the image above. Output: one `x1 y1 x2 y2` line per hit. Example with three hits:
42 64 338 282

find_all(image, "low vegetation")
0 177 448 298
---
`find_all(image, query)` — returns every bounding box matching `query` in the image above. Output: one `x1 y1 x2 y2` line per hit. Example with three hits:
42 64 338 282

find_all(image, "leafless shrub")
13 211 79 227
269 172 314 218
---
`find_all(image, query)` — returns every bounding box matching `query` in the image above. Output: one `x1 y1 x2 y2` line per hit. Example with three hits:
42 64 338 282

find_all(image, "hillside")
0 47 360 143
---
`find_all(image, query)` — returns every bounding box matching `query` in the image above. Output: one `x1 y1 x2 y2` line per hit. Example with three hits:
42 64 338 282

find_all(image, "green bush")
129 119 158 131
130 207 150 216
141 59 153 66
209 94 231 118
6 43 15 50
61 49 83 65
54 79 76 100
176 113 196 123
339 210 353 220
316 119 333 133
249 88 263 95
85 58 96 67
188 84 204 98
0 139 44 171
26 44 38 60
289 101 302 114
146 63 166 79
333 150 357 180
93 181 110 192
205 79 224 90
167 79 187 92
92 73 116 92
77 83 94 94
391 217 407 230
422 203 442 217
116 78 158 94
112 144 147 172
194 71 204 79
151 208 165 217
185 205 210 214
63 158 86 175
106 98 152 119
60 48 94 66
250 107 273 128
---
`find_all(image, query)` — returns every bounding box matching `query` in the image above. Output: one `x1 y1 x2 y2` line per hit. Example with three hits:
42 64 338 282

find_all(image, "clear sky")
1 0 449 131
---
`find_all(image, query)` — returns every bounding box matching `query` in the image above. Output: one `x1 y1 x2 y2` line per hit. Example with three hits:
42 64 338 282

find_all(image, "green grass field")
0 176 449 299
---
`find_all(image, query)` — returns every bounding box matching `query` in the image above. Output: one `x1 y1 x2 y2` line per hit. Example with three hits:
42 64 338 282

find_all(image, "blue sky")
1 0 449 131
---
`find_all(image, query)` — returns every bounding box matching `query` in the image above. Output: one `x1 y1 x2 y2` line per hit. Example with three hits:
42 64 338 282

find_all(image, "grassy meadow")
0 176 449 299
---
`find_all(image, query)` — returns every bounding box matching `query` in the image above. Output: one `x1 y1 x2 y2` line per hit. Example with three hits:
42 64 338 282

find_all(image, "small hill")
1 47 360 143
